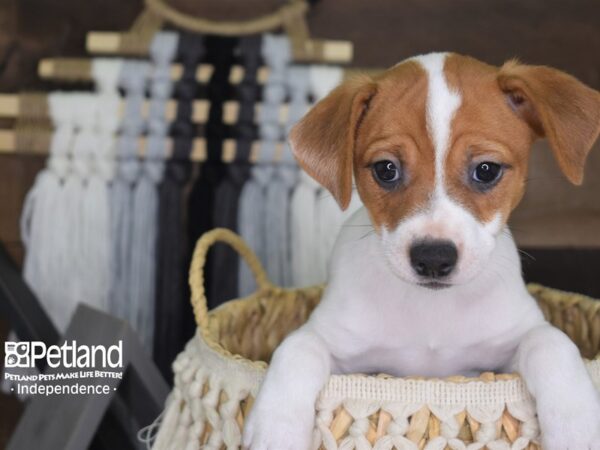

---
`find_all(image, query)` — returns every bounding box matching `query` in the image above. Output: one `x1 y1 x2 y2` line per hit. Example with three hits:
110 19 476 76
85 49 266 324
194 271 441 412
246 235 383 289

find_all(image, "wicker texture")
152 228 600 450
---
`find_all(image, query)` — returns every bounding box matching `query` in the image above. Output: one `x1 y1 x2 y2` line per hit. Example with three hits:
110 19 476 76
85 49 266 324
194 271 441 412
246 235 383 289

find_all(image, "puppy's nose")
410 240 458 278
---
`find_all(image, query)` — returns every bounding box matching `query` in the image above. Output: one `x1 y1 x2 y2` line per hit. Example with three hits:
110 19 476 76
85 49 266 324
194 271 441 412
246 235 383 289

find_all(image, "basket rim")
201 282 600 380
193 314 600 404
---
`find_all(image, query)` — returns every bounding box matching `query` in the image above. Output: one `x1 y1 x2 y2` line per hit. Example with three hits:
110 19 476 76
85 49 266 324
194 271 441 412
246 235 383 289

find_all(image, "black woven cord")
209 35 261 306
236 35 262 138
186 35 238 315
153 33 204 378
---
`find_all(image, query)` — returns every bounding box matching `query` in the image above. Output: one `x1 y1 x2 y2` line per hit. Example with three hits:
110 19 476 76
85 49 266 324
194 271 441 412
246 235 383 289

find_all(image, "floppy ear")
498 60 600 185
289 76 377 209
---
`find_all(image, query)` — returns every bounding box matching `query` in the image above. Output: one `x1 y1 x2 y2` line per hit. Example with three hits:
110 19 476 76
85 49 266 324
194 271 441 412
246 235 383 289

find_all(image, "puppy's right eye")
372 160 401 188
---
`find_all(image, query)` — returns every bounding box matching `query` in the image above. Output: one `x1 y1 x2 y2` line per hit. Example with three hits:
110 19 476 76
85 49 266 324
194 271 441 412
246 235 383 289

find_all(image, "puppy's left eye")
472 162 502 185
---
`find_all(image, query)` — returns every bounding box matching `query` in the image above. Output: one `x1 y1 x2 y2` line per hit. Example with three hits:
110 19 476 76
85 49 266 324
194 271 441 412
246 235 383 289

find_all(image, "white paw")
242 401 314 450
539 410 600 450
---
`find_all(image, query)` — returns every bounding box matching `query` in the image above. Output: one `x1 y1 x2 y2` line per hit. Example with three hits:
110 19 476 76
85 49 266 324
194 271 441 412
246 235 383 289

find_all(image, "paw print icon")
4 342 31 368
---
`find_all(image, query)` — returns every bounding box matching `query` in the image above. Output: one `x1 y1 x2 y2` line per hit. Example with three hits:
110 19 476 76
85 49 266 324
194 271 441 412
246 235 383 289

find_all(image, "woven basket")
151 228 600 450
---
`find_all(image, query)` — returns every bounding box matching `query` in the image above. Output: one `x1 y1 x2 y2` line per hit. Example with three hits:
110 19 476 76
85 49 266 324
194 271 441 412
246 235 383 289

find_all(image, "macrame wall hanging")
2 0 371 382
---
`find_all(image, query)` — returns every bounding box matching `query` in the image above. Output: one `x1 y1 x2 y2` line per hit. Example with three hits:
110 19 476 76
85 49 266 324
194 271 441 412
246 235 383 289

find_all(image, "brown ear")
498 60 600 185
289 76 377 209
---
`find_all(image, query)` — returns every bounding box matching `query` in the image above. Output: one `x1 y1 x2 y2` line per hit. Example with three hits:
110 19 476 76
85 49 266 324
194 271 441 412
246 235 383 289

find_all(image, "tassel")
210 35 261 306
129 137 165 350
244 34 291 288
237 157 275 296
210 160 251 304
110 60 150 321
129 32 177 350
154 32 203 375
4 94 78 397
111 136 141 320
60 93 97 312
290 170 322 287
186 36 237 313
264 162 297 286
21 92 76 330
76 58 121 313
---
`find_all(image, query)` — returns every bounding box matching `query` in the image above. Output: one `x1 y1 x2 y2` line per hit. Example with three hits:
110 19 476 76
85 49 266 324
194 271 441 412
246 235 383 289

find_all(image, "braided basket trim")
189 324 600 405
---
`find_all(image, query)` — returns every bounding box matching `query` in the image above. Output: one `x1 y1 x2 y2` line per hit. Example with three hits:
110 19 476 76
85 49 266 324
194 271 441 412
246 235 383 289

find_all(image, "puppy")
243 53 600 450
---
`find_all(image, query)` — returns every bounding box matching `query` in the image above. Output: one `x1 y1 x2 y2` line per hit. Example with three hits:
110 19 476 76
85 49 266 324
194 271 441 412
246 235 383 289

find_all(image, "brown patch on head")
442 54 535 224
352 61 435 231
442 54 600 226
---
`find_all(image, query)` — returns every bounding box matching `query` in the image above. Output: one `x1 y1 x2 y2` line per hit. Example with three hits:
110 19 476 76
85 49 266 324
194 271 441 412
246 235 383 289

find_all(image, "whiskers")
359 229 377 240
517 248 536 262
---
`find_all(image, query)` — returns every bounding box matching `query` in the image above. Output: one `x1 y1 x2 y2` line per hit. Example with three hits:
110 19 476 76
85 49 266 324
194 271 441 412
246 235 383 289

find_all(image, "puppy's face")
291 53 600 287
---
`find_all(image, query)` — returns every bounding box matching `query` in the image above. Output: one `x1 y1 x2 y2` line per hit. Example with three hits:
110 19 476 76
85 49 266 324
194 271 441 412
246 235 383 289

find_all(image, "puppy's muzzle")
410 240 458 281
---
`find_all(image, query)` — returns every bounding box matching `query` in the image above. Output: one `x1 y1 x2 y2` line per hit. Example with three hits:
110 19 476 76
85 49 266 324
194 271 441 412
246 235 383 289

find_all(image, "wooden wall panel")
0 155 45 265
1 0 600 259
1 0 599 89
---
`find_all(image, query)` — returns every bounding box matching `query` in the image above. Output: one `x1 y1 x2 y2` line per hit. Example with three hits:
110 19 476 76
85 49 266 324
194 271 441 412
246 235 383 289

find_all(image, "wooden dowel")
38 57 381 85
86 31 354 64
321 41 353 63
0 94 19 116
0 130 16 152
37 58 215 83
38 58 270 84
0 93 302 125
86 32 122 54
0 129 285 163
222 101 293 124
0 95 212 122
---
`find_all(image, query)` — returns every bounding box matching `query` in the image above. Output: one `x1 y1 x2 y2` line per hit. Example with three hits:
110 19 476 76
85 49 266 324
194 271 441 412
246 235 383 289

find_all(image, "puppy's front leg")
243 324 331 450
514 324 600 449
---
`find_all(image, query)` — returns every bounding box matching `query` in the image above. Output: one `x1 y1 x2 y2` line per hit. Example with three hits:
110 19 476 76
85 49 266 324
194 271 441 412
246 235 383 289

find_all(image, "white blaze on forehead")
412 53 462 192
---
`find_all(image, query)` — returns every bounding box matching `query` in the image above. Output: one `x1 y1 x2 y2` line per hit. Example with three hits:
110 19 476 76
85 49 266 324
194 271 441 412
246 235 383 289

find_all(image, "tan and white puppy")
243 53 600 450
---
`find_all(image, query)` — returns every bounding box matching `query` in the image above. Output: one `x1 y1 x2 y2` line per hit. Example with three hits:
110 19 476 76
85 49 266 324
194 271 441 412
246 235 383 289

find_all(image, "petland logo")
5 340 123 369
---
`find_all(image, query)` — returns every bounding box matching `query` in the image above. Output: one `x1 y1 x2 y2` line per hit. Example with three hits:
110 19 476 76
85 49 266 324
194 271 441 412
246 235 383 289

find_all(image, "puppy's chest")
333 335 516 378
327 303 521 377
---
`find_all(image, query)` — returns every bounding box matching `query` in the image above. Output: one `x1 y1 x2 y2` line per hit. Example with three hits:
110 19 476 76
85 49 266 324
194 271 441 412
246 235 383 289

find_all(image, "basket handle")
189 228 272 329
